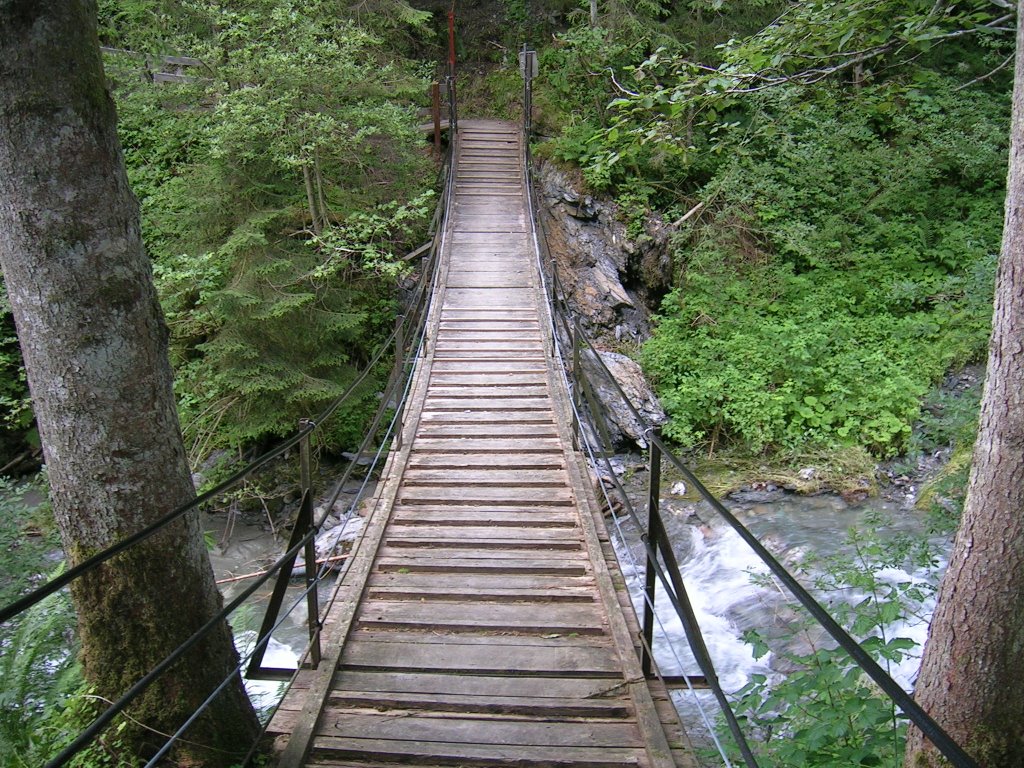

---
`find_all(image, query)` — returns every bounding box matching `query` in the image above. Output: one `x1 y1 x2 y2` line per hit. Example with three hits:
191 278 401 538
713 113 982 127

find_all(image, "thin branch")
954 52 1015 90
607 67 640 97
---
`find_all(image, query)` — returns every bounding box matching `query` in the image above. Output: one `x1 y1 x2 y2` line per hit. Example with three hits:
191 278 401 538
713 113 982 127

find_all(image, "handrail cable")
519 70 977 766
569 387 737 767
0 131 453 629
145 361 419 767
571 314 977 768
47 230 442 767
518 108 729 759
21 115 457 766
523 142 758 767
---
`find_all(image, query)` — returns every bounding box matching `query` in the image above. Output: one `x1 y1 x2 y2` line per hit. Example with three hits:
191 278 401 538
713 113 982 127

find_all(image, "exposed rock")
536 161 672 346
581 350 666 450
313 515 365 562
536 161 673 451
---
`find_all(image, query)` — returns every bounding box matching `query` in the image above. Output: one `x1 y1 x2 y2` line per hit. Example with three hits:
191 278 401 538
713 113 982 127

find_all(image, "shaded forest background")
0 1 1017 765
0 0 1013 492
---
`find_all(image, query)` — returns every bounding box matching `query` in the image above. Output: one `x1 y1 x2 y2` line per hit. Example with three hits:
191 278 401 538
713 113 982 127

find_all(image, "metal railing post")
393 316 405 451
298 419 321 668
654 506 761 767
571 324 581 446
431 81 442 157
642 431 661 677
445 9 458 139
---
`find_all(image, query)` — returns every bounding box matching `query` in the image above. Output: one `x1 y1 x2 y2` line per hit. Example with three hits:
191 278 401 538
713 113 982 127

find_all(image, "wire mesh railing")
518 53 978 768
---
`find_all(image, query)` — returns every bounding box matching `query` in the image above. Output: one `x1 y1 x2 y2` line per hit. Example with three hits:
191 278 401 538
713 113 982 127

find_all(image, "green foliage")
724 518 936 767
0 287 32 462
0 481 83 765
105 0 437 460
904 372 984 531
640 80 1005 456
17 687 139 768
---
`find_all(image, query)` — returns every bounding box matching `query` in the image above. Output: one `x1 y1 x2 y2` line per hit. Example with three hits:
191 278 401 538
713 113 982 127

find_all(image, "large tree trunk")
0 3 258 764
904 4 1024 765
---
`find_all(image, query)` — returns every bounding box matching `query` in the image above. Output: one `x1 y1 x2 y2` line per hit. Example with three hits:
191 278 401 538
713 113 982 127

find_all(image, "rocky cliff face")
536 160 672 348
535 160 670 448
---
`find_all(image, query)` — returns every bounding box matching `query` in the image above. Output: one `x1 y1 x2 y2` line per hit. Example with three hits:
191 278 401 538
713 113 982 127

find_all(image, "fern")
0 568 80 764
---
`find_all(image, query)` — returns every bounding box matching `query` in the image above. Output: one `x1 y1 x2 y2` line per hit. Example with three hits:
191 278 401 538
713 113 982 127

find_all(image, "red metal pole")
447 9 456 78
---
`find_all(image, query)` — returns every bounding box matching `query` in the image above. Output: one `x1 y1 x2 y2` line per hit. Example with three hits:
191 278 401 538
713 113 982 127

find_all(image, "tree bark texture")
905 3 1024 765
0 2 258 764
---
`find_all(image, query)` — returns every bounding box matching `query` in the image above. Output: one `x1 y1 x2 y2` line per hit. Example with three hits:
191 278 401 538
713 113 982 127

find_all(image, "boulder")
580 350 666 449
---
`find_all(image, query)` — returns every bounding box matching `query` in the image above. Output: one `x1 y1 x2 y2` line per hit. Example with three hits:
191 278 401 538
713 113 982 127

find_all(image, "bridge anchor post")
641 430 661 677
299 420 322 669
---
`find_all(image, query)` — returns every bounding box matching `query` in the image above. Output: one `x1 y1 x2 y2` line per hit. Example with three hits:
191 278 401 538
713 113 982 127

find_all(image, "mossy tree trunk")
0 2 259 764
904 3 1024 765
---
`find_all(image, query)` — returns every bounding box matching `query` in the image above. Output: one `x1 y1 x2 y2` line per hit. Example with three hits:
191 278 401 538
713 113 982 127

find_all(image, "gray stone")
581 350 666 450
536 161 671 344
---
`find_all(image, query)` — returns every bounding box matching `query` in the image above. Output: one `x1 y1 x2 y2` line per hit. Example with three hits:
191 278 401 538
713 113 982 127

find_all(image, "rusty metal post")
446 10 458 133
447 10 456 79
642 430 661 677
393 316 405 451
298 420 321 667
431 81 442 157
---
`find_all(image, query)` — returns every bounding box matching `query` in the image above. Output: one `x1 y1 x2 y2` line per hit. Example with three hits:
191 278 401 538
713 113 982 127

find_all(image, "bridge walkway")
266 120 696 768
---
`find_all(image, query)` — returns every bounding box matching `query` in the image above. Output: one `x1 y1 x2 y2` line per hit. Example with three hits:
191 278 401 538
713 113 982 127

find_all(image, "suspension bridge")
263 119 695 767
0 58 980 768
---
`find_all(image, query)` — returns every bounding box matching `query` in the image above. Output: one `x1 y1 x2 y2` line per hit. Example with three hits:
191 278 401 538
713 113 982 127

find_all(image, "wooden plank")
339 637 622 675
366 572 593 593
397 486 573 505
430 360 547 372
374 556 588 575
422 397 552 410
365 584 596 603
355 600 606 634
376 545 588 562
314 715 640 749
417 403 554 416
309 738 645 767
401 469 568 486
439 305 536 313
446 276 532 288
271 690 630 723
409 438 564 453
414 424 558 439
328 670 626 700
381 536 582 552
404 453 565 469
421 387 552 400
434 341 542 352
442 289 535 306
428 374 549 387
388 509 576 527
437 322 541 331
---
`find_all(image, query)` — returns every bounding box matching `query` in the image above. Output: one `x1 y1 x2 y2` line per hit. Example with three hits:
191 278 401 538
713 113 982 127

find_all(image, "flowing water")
205 498 366 715
206 470 950 743
609 485 950 758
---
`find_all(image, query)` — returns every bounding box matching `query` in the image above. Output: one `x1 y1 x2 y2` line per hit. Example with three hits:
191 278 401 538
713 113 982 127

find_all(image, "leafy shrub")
724 518 937 767
0 481 81 764
642 80 1005 456
107 0 437 460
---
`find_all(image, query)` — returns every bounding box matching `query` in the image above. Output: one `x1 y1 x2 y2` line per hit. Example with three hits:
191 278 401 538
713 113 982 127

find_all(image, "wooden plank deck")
267 120 696 768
